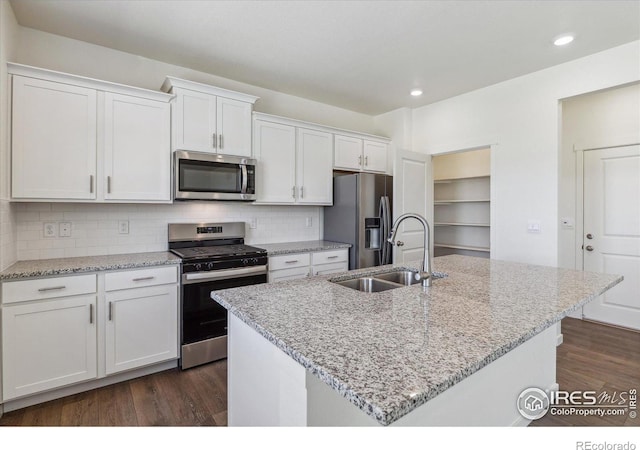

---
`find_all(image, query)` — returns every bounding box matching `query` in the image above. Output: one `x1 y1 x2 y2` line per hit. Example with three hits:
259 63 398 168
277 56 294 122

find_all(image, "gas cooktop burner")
171 244 266 261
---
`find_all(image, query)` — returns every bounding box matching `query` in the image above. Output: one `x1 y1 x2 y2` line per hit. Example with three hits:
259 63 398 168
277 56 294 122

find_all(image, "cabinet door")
269 267 310 283
333 135 362 171
311 262 348 276
174 88 217 152
105 284 178 375
217 97 252 157
254 120 297 204
2 295 97 400
297 128 333 205
11 76 97 199
363 140 388 173
104 93 171 201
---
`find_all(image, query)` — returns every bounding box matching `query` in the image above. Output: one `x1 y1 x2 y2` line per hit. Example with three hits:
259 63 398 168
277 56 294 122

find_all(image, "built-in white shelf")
434 244 490 253
434 222 490 227
434 175 490 184
434 199 490 204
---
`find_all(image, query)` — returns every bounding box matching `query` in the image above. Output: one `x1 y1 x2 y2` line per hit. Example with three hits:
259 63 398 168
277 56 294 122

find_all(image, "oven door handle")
240 164 248 194
182 265 268 284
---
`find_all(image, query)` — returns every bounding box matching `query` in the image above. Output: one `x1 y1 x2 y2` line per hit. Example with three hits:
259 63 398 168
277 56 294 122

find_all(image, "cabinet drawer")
312 249 348 265
2 274 97 304
269 253 311 271
269 266 310 283
312 261 349 277
105 266 178 291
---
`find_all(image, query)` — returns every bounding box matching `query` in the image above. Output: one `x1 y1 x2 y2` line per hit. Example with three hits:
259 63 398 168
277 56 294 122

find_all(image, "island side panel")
305 325 558 426
228 313 308 426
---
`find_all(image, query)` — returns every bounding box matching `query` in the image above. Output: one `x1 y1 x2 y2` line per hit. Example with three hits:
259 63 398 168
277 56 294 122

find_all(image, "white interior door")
393 149 432 263
583 145 640 330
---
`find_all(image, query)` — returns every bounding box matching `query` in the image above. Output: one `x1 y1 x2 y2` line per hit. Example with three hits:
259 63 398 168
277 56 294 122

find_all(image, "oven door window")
179 159 242 193
182 274 266 344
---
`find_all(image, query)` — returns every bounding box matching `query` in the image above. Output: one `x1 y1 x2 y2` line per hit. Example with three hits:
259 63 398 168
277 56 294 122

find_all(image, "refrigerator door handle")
379 199 385 266
381 196 392 264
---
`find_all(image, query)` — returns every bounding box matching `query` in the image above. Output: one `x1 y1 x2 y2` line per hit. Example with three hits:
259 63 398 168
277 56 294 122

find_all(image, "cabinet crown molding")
161 76 259 104
7 63 174 103
253 112 390 143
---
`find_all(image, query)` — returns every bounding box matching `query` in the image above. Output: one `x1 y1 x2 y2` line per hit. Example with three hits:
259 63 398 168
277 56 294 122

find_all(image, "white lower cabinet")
105 284 178 375
1 265 179 403
1 294 98 401
268 249 348 283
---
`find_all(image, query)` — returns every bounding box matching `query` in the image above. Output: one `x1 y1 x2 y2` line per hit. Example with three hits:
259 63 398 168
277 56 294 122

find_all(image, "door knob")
586 233 593 239
585 245 594 252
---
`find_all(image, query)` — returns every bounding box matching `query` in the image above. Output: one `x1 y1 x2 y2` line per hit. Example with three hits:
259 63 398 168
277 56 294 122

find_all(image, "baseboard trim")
1 359 177 412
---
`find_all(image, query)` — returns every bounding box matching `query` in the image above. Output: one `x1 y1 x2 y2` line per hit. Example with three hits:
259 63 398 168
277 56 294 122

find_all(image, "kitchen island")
211 255 622 426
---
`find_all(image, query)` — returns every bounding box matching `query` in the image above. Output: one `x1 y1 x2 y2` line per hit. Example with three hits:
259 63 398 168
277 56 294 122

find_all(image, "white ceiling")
9 0 640 115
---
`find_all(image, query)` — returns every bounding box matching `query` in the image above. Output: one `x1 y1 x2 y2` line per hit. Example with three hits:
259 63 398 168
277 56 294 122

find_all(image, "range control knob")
206 262 215 270
194 263 202 271
242 258 249 265
252 258 259 264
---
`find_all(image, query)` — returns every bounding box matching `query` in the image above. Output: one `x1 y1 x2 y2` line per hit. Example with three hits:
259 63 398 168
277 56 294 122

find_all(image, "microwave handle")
241 164 248 194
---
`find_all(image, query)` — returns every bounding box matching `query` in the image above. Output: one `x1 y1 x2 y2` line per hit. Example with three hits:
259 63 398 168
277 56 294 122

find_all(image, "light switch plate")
527 220 541 233
118 220 129 234
306 217 313 228
59 222 72 237
249 218 257 229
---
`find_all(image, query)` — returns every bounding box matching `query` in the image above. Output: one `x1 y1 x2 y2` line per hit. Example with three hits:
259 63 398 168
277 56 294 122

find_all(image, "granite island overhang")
211 254 623 426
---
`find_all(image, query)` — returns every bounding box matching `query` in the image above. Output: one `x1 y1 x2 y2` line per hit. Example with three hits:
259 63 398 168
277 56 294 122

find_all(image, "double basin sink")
332 269 440 293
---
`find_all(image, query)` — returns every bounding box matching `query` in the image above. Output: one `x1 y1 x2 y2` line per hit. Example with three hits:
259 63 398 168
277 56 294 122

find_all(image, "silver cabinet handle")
285 260 299 264
585 245 594 252
107 176 112 194
219 134 224 150
108 301 113 321
292 186 296 199
365 156 368 166
132 276 155 282
89 303 94 324
38 286 66 292
213 133 217 149
300 186 304 198
358 155 362 166
327 255 339 259
90 175 94 194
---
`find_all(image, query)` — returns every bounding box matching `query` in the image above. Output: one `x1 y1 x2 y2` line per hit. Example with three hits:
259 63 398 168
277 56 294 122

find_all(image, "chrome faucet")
387 213 432 287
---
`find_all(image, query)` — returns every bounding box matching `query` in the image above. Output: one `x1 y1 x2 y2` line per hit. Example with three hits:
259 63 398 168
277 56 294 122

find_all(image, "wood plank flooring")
0 317 637 426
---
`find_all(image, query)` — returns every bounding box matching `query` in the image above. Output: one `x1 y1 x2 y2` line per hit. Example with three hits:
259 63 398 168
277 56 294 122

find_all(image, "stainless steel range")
169 222 267 369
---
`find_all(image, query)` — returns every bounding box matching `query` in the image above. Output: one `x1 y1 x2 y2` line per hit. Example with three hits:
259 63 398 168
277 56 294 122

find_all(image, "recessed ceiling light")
410 89 423 97
554 35 574 46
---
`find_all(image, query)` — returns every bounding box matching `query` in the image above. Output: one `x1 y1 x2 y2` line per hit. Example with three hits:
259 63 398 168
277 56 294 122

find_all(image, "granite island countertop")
253 240 350 256
211 254 623 426
0 251 181 280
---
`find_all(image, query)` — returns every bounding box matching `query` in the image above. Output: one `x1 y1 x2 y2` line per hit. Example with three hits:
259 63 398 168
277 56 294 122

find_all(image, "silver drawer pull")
327 255 339 259
132 276 155 282
285 260 299 264
38 286 66 292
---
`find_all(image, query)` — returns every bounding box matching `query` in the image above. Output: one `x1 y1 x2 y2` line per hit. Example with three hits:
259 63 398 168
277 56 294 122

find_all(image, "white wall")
407 41 640 266
0 0 18 270
558 82 640 270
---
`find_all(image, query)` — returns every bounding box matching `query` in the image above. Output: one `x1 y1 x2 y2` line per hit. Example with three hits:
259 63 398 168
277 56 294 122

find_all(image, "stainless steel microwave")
174 150 256 201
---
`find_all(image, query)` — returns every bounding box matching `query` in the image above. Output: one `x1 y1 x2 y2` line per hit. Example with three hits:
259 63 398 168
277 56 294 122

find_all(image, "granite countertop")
211 254 623 426
254 240 351 256
0 252 181 280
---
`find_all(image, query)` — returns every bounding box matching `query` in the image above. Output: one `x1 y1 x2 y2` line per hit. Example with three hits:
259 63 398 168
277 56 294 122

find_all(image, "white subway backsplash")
15 202 322 260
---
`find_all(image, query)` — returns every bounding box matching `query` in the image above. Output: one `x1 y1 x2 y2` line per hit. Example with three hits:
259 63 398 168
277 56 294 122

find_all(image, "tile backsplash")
15 202 322 260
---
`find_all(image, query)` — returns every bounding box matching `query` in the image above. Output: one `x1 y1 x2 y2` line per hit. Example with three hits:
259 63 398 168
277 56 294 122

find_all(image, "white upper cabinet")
11 76 98 200
103 93 171 201
334 134 389 173
253 114 333 205
162 77 258 157
8 63 173 203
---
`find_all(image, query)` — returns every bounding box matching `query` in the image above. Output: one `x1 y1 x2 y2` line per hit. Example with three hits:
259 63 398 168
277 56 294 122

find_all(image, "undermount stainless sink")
331 269 446 293
333 277 402 293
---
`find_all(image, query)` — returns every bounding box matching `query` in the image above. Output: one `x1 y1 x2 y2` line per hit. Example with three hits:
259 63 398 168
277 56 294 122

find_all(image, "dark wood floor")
1 317 638 426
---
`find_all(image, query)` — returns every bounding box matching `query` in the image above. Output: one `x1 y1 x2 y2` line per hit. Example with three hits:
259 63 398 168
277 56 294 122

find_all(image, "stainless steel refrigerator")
323 173 393 269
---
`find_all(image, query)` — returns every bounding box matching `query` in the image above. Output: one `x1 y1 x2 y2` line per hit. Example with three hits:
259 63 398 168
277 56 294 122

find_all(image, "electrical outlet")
118 220 129 234
249 218 258 229
43 223 56 238
59 222 72 237
305 217 313 228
